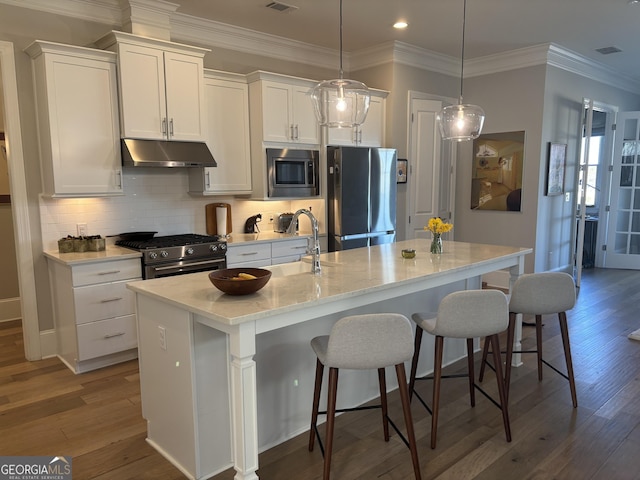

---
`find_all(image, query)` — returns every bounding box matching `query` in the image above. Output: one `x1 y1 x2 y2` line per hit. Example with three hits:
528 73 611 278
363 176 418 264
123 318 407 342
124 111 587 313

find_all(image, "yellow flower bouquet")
424 217 453 254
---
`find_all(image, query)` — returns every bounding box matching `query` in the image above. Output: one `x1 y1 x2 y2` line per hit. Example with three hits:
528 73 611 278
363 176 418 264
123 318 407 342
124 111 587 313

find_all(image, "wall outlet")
158 326 167 350
76 223 88 236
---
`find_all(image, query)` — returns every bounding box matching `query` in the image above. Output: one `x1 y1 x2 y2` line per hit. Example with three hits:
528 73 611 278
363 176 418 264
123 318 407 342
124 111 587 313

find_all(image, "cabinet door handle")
104 332 126 339
169 118 174 137
97 270 121 275
100 297 123 303
205 170 211 189
240 252 259 256
162 117 167 135
292 246 308 250
294 124 299 140
115 169 123 189
290 124 295 140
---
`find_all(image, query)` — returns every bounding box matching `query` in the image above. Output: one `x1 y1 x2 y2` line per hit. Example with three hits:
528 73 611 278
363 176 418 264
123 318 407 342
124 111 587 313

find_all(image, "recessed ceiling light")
393 21 408 29
629 0 639 4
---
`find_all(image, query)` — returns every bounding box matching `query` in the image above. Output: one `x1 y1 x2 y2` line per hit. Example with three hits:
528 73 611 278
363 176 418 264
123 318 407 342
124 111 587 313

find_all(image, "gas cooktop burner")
116 233 222 249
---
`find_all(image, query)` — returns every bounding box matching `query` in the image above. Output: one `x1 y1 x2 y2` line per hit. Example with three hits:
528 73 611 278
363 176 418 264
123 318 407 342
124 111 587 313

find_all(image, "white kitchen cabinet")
96 31 208 142
226 242 271 268
271 237 309 264
189 71 252 195
227 237 310 267
327 92 387 147
25 41 123 197
47 256 142 373
248 71 319 145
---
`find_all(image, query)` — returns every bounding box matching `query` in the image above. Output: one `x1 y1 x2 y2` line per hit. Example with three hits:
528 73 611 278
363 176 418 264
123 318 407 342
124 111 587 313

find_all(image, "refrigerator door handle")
339 233 371 241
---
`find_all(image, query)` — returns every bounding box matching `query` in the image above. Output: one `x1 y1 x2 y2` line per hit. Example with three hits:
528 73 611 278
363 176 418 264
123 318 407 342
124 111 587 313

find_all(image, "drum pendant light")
437 0 485 141
310 0 370 128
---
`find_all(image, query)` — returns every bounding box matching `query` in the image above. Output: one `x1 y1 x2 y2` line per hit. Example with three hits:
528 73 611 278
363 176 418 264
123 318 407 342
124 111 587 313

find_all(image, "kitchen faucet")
287 208 321 274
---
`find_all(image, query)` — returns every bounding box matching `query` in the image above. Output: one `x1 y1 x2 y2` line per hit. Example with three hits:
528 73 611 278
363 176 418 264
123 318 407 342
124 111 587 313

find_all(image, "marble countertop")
127 239 531 327
44 245 142 265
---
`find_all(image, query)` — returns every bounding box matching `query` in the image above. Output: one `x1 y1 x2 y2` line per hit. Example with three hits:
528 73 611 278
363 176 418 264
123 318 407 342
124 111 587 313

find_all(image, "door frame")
1 40 41 360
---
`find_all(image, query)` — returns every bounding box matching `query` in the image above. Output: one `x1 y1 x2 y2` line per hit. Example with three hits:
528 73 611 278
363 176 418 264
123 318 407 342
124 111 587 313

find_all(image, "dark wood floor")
2 268 640 479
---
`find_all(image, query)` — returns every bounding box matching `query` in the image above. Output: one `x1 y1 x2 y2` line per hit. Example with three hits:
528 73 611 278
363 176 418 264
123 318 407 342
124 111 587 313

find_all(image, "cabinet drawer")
73 280 138 325
72 258 141 286
226 243 271 265
271 238 309 259
77 314 137 361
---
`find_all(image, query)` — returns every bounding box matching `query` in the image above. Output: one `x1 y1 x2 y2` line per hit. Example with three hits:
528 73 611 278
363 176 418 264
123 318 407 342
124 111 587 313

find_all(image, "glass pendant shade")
437 0 485 141
310 78 370 128
437 103 485 141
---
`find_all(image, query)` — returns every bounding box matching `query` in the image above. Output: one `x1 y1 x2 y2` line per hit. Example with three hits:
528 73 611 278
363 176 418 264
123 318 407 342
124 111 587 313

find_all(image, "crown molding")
0 0 122 25
4 0 640 94
170 12 338 71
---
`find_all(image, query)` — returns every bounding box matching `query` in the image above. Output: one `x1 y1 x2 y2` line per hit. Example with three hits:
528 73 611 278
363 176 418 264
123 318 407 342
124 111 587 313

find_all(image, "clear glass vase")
430 233 443 255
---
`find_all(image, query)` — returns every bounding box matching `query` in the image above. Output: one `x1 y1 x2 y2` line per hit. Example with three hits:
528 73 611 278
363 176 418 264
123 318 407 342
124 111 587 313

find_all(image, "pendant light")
310 0 370 128
437 0 485 142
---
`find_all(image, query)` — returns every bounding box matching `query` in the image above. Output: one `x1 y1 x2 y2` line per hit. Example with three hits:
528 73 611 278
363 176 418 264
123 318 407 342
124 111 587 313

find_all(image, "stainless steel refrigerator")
327 146 397 251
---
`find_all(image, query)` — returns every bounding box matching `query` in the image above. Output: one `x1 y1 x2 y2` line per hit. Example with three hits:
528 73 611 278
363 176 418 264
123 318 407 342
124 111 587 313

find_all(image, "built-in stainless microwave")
266 148 320 198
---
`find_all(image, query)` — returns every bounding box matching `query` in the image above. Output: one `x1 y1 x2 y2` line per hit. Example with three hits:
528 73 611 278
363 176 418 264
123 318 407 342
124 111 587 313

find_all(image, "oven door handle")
152 258 226 272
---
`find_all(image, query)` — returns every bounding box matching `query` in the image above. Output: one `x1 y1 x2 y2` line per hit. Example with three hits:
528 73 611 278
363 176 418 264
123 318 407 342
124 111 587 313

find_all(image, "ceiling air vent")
265 1 298 13
596 46 622 55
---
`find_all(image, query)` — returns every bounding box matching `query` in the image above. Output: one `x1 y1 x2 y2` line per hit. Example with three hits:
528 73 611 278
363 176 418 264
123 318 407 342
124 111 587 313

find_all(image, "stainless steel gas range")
116 233 227 279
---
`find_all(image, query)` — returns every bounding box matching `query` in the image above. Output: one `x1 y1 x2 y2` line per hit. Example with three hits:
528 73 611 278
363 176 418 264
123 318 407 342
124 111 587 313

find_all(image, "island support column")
229 321 260 480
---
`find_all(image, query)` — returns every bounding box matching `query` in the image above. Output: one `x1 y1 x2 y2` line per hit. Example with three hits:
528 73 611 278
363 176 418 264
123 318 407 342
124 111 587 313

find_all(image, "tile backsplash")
39 169 326 250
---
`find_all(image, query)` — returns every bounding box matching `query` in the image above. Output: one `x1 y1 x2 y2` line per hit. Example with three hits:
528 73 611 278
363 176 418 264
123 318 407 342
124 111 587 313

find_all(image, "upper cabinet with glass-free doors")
96 31 208 142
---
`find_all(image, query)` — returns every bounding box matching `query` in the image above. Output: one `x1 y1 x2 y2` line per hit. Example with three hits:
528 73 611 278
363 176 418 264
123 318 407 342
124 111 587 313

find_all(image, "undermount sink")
266 258 339 278
265 261 312 278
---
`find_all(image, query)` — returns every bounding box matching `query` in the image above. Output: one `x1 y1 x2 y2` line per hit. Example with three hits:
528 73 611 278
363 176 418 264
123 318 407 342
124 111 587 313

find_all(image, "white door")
407 94 454 239
604 111 640 269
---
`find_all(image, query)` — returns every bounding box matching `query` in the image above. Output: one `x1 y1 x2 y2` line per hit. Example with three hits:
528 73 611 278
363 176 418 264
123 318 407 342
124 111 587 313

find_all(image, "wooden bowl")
208 268 272 295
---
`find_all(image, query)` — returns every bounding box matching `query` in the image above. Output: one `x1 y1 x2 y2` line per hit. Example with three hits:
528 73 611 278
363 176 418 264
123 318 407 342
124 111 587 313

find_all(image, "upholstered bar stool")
309 313 422 480
408 289 511 449
479 272 578 407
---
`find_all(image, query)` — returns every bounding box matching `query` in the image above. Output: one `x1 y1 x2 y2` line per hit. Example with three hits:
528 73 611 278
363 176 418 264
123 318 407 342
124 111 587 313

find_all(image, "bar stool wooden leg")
504 313 516 403
559 312 578 408
309 359 324 451
466 338 476 407
409 327 423 400
323 367 339 480
431 335 444 449
395 363 422 480
535 314 544 381
378 368 390 441
490 333 511 442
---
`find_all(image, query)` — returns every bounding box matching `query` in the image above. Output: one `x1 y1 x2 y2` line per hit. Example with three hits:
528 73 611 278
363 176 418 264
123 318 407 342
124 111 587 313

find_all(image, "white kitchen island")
127 239 531 480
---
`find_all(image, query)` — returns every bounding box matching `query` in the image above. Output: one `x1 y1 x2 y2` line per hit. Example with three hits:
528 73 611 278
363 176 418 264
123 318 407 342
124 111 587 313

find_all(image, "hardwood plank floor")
2 268 640 479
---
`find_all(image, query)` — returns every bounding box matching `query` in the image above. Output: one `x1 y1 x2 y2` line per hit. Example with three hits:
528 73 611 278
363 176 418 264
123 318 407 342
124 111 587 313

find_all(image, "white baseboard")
39 329 58 358
0 297 21 322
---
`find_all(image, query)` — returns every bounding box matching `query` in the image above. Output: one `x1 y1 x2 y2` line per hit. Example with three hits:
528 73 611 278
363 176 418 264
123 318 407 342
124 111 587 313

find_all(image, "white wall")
453 65 547 274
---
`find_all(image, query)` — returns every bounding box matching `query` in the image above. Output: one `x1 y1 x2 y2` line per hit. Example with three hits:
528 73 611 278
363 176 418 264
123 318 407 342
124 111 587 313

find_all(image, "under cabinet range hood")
121 138 217 167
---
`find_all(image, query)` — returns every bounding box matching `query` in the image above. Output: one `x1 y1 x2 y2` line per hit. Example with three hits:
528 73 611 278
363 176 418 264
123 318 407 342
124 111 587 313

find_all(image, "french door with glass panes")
605 111 640 269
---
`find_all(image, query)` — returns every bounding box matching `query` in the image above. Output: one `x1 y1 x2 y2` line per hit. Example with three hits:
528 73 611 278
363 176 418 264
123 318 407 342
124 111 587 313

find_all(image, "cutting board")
205 203 232 236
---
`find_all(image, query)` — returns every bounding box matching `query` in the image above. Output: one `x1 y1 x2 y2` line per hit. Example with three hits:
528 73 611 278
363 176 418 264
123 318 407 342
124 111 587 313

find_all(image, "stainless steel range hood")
121 138 217 167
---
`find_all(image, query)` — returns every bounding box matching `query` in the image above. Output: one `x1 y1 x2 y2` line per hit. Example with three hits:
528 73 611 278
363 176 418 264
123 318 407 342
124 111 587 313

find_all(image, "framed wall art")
397 158 408 184
546 142 567 196
470 131 525 211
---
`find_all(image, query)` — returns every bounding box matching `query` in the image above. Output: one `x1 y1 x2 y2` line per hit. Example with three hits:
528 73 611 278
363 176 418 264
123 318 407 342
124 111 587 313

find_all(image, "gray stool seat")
408 289 512 449
480 272 578 407
309 313 421 480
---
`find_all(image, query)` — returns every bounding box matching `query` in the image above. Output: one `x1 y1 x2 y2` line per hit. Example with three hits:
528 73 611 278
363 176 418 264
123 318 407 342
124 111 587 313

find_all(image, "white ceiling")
173 0 640 82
